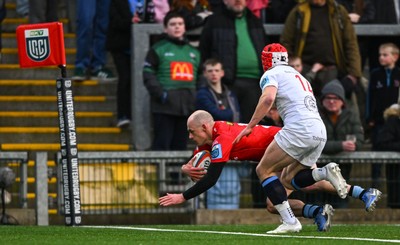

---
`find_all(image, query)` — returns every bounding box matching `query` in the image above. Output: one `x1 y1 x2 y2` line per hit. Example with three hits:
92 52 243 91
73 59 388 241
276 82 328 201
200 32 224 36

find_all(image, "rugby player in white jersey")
234 43 350 234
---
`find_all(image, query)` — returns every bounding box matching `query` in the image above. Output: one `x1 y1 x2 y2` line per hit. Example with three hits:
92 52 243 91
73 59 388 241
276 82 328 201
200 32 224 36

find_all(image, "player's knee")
255 164 271 179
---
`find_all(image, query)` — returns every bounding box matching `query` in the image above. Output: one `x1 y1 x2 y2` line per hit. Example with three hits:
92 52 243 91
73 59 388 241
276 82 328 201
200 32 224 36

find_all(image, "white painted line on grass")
82 225 400 243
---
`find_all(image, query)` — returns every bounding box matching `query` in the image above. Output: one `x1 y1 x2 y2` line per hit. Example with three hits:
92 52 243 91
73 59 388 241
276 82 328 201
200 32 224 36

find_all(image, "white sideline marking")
82 225 400 243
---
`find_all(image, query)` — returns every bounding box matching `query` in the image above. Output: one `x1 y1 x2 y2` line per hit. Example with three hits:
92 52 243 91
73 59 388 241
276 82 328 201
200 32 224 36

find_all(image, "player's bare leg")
257 140 302 234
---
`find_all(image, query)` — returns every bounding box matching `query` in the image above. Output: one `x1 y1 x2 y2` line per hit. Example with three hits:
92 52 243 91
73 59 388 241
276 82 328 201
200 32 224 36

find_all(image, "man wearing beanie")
321 79 347 103
318 79 369 208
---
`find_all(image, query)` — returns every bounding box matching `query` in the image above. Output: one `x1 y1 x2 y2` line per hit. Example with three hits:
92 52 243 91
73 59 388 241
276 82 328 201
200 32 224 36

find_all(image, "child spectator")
143 11 200 150
196 58 240 122
367 42 400 188
288 55 303 73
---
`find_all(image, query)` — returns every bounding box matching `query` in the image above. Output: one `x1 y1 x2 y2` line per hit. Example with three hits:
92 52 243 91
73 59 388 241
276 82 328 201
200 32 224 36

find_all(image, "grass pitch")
0 224 399 244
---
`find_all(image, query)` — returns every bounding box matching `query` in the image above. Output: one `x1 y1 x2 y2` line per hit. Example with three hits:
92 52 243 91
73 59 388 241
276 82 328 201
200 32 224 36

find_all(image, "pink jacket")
154 0 170 23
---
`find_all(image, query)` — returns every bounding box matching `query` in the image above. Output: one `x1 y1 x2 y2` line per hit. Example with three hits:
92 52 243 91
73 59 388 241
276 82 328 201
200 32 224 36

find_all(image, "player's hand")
233 127 252 144
159 193 185 206
182 158 207 181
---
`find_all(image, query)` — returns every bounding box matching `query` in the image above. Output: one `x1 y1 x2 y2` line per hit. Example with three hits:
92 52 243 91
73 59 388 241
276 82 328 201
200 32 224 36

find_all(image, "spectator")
170 0 212 30
367 42 400 188
375 103 400 208
288 55 303 73
280 0 363 114
143 11 200 150
196 58 246 209
29 0 58 23
196 58 240 122
319 79 364 208
72 0 116 82
198 0 268 123
106 0 140 128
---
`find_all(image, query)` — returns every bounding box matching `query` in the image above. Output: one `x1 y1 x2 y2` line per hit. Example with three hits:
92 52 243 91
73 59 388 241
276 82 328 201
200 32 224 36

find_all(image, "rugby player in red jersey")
159 110 381 232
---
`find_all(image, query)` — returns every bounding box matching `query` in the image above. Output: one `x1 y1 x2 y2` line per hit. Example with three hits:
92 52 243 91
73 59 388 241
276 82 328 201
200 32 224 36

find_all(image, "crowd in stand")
1 0 399 209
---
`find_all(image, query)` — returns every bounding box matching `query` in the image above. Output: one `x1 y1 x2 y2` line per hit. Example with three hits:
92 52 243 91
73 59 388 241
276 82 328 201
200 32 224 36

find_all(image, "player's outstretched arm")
159 162 225 207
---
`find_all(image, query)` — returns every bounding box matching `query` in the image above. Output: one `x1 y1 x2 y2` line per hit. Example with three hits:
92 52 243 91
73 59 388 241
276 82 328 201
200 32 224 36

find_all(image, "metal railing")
56 151 400 214
57 151 197 215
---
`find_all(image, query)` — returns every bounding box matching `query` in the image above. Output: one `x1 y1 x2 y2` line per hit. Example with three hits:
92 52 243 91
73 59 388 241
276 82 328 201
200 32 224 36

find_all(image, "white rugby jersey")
259 65 322 127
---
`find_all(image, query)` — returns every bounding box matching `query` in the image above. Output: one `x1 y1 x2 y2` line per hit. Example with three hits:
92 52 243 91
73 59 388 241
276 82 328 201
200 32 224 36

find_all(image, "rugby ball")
192 150 211 169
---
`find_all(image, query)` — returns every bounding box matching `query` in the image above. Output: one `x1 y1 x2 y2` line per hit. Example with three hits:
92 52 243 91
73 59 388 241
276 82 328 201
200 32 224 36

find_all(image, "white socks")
275 201 296 224
312 167 327 181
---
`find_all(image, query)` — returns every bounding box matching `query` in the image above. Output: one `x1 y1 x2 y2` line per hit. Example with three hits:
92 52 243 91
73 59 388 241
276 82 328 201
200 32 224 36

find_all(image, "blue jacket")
367 66 400 125
196 85 241 122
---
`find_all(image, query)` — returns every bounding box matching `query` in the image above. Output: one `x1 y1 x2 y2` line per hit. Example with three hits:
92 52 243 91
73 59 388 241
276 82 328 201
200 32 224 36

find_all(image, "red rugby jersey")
195 121 281 163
